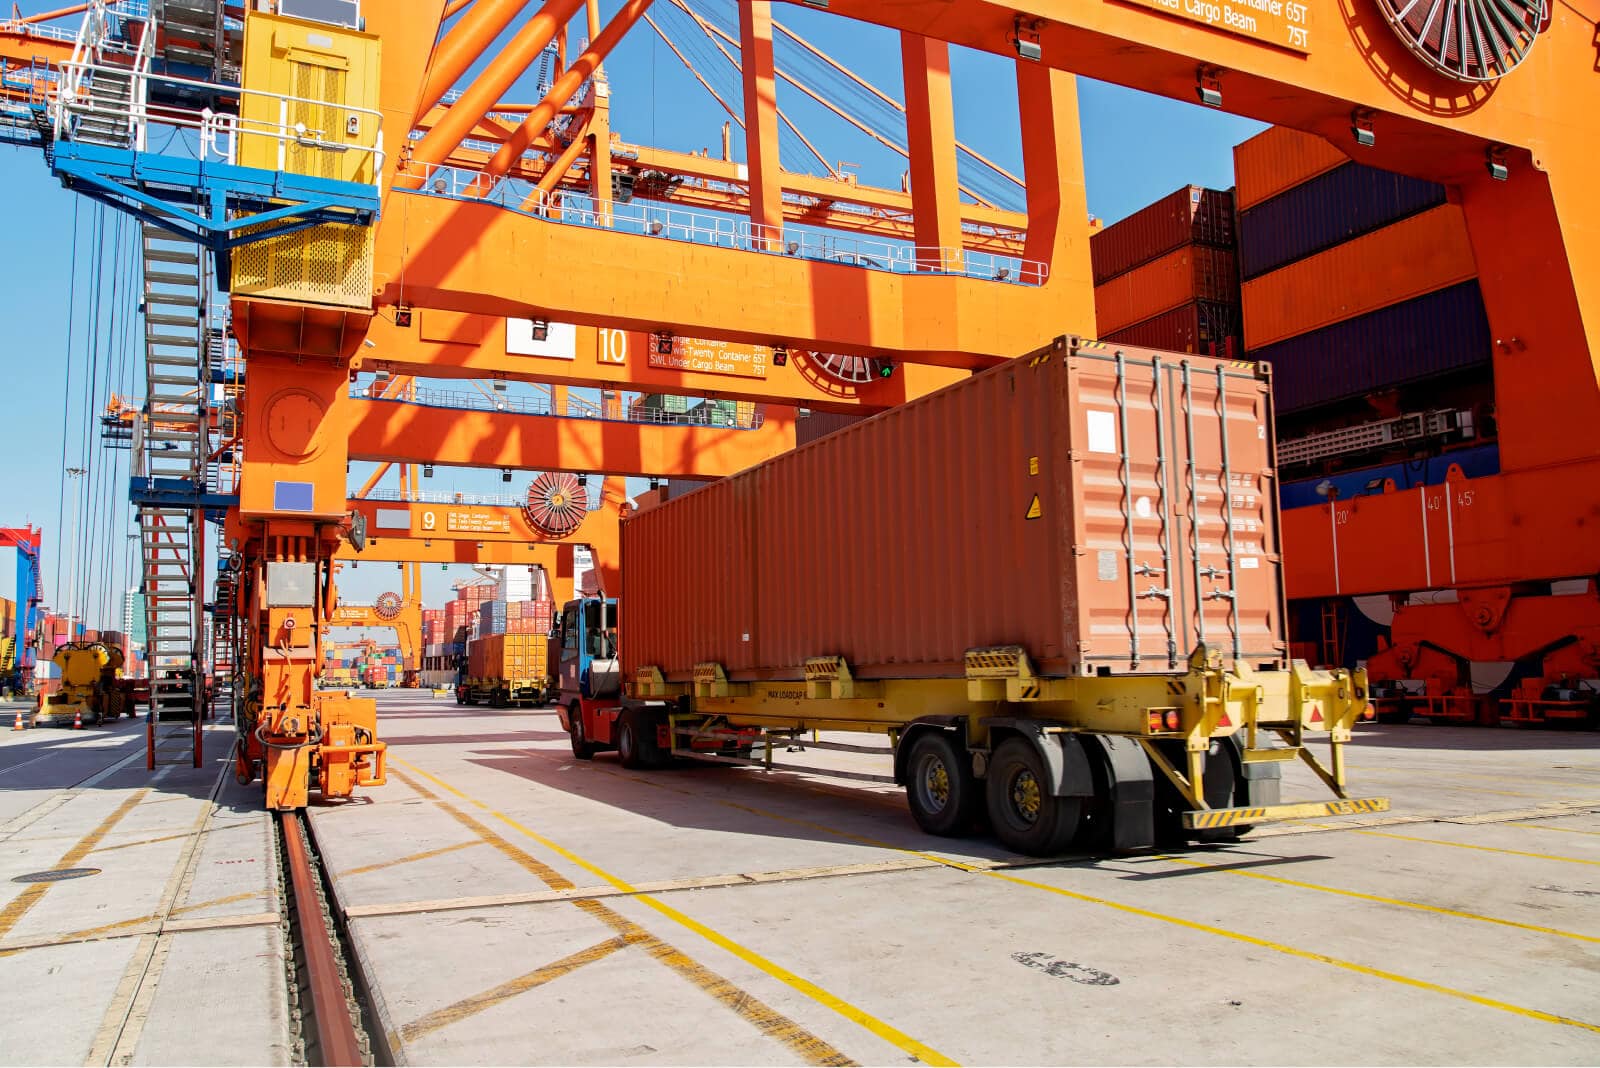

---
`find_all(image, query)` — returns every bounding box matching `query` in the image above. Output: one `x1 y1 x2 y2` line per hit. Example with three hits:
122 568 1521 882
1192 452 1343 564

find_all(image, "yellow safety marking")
398 935 638 1043
1024 495 1042 521
1355 830 1600 867
391 769 863 1067
169 891 271 918
395 760 953 1067
338 839 484 878
1507 822 1600 837
0 790 149 942
88 830 197 855
1157 855 1600 944
1028 456 1040 476
980 869 1600 1036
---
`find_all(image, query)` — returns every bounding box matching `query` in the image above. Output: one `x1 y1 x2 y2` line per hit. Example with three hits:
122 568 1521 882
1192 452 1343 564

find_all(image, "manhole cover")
12 867 101 884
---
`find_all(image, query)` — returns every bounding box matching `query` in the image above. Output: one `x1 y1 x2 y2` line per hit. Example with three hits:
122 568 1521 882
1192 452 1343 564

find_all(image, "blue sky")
0 1 1262 624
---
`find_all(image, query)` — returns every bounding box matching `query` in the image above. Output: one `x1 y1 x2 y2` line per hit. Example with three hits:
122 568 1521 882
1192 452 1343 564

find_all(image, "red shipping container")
1103 301 1239 355
1093 245 1238 335
1090 186 1235 285
622 336 1284 681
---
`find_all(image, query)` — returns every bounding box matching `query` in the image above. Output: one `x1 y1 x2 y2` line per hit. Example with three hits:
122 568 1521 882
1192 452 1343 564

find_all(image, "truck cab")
554 596 622 758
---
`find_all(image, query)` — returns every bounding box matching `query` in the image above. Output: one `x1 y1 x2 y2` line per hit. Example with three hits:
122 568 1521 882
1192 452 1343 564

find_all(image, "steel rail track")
280 812 375 1067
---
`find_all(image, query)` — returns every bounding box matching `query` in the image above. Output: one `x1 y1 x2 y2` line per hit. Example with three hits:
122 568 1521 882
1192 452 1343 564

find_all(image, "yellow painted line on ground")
394 759 954 1067
0 790 149 944
503 748 1600 1038
1157 855 1600 944
981 868 1600 1037
169 890 270 918
1355 830 1600 867
398 935 637 1044
338 839 484 878
391 769 860 1067
1505 821 1600 837
88 830 196 855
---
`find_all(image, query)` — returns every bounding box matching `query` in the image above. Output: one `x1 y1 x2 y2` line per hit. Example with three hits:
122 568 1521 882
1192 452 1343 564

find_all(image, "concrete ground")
5 692 1596 1066
310 692 1600 1067
0 715 290 1067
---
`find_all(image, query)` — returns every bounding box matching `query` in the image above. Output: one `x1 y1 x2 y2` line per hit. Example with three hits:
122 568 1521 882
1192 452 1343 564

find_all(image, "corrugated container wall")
1103 301 1239 355
1232 126 1349 211
1089 186 1235 285
1238 161 1449 280
1254 281 1491 412
1094 246 1238 335
1242 203 1477 349
796 410 866 446
622 338 1286 683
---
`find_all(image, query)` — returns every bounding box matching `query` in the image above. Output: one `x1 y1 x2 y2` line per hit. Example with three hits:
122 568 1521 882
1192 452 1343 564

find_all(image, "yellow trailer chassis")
627 644 1387 855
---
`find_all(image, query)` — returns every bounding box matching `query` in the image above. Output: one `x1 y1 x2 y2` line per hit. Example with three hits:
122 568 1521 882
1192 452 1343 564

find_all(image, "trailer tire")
986 737 1081 856
569 703 597 760
903 731 978 837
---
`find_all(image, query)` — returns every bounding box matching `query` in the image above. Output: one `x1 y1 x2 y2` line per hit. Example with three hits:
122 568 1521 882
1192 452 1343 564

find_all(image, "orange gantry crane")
22 0 1600 809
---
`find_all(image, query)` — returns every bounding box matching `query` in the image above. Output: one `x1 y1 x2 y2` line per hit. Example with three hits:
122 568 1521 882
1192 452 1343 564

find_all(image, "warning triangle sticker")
1311 705 1324 723
1217 709 1231 727
1025 495 1042 520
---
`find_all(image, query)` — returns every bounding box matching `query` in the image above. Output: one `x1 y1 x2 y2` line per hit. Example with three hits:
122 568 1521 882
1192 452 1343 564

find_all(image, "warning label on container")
648 337 769 379
1025 495 1043 520
1113 0 1312 55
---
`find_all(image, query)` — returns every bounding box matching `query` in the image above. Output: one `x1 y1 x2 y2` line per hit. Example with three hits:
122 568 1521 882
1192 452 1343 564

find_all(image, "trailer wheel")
986 737 1081 856
904 731 978 837
569 704 597 760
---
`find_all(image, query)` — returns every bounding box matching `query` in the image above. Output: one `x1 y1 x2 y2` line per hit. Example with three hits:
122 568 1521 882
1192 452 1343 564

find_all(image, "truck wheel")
986 737 1081 856
617 710 645 769
569 704 597 760
904 731 978 837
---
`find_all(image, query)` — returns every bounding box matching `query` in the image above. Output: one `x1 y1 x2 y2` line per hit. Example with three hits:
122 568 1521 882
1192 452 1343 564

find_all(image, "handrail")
352 382 765 429
53 58 387 183
399 161 1048 286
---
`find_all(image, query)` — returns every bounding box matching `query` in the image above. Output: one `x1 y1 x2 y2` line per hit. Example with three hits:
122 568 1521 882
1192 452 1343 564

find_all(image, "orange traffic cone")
72 709 83 730
11 710 22 731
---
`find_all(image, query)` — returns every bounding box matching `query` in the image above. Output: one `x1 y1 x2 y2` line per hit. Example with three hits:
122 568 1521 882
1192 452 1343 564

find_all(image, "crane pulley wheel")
523 472 588 538
373 592 403 621
807 352 889 385
1376 0 1544 82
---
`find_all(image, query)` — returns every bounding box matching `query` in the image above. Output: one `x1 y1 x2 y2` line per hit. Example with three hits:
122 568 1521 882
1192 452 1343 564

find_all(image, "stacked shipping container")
1090 185 1241 355
1233 128 1492 419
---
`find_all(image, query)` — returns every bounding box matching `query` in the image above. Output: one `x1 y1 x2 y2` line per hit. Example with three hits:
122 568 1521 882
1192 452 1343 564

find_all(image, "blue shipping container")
1279 442 1500 510
1238 162 1446 280
1253 281 1491 413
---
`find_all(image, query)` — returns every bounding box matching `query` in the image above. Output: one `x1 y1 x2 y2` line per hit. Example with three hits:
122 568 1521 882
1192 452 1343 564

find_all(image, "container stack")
478 599 508 637
421 608 445 646
1234 128 1492 426
505 599 555 634
1091 185 1241 355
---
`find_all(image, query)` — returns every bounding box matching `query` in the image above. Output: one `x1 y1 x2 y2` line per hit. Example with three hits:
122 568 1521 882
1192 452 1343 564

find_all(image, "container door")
1165 359 1285 667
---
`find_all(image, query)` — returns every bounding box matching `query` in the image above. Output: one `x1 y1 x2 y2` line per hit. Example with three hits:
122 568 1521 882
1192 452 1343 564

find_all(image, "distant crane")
0 525 43 695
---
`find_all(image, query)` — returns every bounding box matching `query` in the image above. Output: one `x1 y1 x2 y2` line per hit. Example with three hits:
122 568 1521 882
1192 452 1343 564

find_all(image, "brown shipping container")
1242 203 1476 349
622 336 1285 682
1089 186 1235 285
1093 245 1238 335
1232 126 1348 212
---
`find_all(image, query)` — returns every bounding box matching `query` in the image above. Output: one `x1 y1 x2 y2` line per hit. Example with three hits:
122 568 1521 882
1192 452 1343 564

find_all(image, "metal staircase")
153 0 240 83
137 222 207 768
